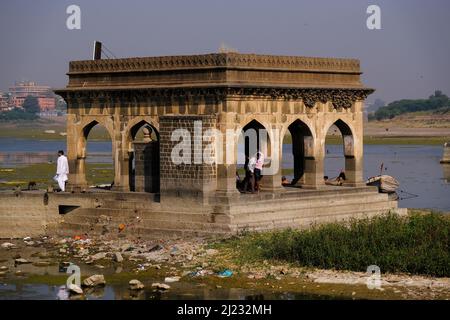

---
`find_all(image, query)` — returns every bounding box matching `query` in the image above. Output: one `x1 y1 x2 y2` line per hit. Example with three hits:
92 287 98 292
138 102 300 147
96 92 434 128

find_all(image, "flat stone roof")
58 52 370 92
68 52 361 74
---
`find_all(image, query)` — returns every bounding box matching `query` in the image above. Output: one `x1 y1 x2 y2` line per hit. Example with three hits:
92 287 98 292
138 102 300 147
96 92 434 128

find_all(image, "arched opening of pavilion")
282 119 314 187
324 119 354 186
127 120 160 193
80 121 114 188
236 119 271 192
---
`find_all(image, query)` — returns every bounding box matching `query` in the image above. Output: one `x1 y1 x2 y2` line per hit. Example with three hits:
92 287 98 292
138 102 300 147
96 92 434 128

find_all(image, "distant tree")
0 108 38 121
55 95 67 113
373 91 449 120
22 95 40 114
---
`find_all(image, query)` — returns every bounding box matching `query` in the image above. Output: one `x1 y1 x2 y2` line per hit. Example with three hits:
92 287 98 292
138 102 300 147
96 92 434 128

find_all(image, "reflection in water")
0 283 335 300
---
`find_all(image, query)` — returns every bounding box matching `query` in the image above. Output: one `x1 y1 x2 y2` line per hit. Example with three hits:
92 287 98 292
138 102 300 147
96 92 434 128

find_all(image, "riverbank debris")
152 283 170 291
217 269 233 278
129 279 145 290
82 274 106 287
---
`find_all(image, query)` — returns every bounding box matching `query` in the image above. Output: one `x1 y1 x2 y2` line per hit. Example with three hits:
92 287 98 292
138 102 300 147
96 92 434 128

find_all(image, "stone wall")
159 115 217 211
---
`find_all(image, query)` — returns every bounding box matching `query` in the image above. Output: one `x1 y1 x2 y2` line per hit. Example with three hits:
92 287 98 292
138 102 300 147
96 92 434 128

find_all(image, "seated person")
281 176 290 186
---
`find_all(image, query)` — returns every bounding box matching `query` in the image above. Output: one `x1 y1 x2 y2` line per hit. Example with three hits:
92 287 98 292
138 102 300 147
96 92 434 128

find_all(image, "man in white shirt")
55 150 69 192
254 152 264 191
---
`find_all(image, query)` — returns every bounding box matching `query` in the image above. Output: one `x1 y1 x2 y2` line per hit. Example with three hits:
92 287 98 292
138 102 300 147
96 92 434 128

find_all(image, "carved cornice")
68 53 361 74
59 86 374 110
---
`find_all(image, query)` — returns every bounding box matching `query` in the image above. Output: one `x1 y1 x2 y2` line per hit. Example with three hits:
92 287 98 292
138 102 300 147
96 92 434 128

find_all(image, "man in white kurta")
56 150 69 192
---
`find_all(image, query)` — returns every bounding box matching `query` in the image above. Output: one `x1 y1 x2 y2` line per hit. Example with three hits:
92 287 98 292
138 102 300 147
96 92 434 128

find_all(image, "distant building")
8 81 56 111
0 92 11 112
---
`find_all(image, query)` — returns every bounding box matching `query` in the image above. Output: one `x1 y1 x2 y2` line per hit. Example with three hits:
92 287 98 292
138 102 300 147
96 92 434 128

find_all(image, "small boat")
366 175 400 193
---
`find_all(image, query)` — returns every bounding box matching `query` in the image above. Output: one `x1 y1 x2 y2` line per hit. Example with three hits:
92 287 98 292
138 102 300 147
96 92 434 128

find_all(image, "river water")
0 138 449 211
0 283 335 300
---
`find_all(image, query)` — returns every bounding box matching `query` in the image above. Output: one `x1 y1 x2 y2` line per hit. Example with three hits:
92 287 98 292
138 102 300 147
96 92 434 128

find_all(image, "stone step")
232 204 402 232
210 186 381 204
224 199 398 225
60 207 227 224
213 191 390 214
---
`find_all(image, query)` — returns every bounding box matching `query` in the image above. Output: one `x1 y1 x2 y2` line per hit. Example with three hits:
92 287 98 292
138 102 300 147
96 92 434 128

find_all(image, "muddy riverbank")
1 234 449 300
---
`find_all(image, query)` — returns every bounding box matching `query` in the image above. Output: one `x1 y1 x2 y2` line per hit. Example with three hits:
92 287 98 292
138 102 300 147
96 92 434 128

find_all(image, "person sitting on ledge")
337 171 346 185
281 176 290 186
325 172 346 186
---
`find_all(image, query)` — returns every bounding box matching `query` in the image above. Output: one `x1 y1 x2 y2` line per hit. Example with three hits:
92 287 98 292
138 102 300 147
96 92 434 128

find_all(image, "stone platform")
0 186 403 239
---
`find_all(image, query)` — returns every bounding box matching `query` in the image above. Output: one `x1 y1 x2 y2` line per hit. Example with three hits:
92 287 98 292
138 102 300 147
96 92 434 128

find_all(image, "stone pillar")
66 118 88 192
292 135 320 189
344 101 365 187
261 125 283 192
114 148 130 192
216 114 240 196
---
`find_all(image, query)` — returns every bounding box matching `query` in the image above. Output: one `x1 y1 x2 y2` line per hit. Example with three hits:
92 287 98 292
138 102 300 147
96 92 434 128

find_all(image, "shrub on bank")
244 212 450 277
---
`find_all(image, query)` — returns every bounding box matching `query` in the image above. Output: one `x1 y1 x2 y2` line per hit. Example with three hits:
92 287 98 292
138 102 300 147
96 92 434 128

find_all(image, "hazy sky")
0 0 449 103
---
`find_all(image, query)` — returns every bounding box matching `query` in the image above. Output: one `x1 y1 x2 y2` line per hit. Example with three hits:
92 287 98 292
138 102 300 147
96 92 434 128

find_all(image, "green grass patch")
219 211 450 277
0 162 114 190
363 136 449 145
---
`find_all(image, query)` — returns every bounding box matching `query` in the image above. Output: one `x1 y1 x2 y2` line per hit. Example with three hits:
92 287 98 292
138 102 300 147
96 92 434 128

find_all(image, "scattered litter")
118 224 126 232
136 264 146 271
190 269 213 277
217 269 233 278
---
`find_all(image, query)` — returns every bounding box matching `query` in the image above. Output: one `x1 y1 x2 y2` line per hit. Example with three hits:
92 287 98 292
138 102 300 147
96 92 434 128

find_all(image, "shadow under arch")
324 118 356 184
240 119 271 166
287 119 315 186
127 120 160 193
